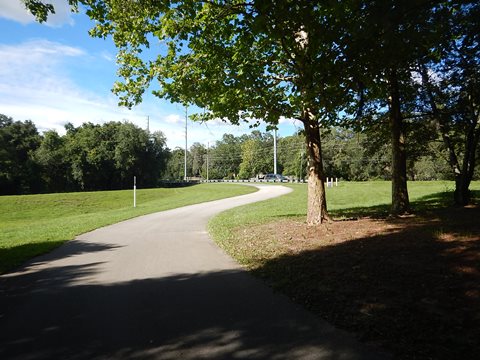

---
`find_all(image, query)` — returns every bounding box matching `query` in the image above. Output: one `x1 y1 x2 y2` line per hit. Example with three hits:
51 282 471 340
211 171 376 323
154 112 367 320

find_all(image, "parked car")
264 173 288 182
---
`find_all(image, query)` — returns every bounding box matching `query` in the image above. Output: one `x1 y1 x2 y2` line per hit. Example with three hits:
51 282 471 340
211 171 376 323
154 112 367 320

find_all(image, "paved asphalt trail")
0 185 388 359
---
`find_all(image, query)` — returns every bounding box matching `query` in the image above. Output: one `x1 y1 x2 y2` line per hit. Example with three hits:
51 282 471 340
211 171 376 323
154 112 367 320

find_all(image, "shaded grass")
0 183 256 273
209 180 480 359
245 211 480 359
209 181 479 262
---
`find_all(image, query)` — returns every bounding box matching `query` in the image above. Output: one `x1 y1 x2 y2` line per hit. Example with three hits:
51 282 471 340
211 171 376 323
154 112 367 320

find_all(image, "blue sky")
0 1 300 148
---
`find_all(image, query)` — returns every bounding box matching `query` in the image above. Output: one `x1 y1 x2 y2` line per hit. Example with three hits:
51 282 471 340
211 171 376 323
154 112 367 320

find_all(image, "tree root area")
235 206 480 359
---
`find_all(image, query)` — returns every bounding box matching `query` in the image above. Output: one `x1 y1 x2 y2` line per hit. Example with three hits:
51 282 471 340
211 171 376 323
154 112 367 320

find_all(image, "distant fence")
157 180 200 187
159 177 339 186
202 177 339 185
202 179 306 184
201 179 307 184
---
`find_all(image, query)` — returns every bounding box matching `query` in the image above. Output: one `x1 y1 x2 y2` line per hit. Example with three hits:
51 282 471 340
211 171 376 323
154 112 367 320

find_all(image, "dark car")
264 174 288 182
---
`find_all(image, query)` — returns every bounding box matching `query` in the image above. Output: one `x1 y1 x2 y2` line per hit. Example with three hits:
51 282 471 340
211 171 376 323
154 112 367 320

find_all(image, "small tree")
238 131 273 179
189 142 206 177
278 133 305 179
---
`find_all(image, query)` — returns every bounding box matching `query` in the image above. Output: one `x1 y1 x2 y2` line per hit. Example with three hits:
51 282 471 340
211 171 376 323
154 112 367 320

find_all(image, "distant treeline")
2 113 477 195
0 114 168 194
170 126 479 183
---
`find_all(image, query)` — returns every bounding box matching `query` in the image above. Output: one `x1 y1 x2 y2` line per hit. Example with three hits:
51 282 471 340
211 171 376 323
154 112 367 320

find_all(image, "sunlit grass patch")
0 183 256 273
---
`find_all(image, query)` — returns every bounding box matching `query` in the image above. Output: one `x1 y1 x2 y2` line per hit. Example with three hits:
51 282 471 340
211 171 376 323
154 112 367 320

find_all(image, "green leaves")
69 1 353 129
22 0 79 23
22 0 55 23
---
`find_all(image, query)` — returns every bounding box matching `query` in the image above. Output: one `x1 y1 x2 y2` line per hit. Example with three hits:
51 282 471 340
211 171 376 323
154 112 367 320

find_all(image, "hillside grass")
0 183 256 273
209 180 480 262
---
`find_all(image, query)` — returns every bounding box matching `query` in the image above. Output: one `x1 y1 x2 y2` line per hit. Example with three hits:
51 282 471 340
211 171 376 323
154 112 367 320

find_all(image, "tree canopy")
23 0 480 216
0 116 169 194
62 0 357 223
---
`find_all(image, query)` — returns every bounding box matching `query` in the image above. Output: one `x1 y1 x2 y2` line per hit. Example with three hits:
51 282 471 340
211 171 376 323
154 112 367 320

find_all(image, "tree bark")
455 119 480 205
294 25 330 225
303 112 330 225
388 69 410 215
454 176 470 205
420 65 480 206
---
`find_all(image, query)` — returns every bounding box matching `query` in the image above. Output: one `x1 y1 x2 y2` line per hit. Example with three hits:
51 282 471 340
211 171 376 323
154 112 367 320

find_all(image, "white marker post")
133 176 137 208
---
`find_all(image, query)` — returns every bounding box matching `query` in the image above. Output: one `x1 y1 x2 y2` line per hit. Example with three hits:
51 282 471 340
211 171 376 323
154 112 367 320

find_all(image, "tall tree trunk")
388 69 410 215
420 65 480 206
455 120 480 205
295 26 330 225
303 112 330 225
454 176 470 205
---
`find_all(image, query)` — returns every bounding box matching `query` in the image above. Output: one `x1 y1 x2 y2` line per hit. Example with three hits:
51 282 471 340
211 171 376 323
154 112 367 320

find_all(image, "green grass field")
209 180 480 261
209 181 480 360
0 183 256 273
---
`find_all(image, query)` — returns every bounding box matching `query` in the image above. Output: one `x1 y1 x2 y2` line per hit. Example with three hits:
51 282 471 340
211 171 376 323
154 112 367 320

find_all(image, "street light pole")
184 106 188 181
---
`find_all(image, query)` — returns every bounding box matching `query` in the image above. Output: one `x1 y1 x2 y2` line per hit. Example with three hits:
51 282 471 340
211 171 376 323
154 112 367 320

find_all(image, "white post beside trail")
336 177 338 187
133 176 137 208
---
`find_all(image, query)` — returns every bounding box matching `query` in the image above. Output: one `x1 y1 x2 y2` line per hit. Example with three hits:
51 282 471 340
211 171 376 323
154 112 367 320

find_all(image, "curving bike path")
0 185 388 359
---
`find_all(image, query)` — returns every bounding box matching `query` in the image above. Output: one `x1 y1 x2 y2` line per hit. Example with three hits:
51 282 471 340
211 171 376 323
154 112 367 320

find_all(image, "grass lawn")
209 180 480 359
0 183 256 274
210 181 474 258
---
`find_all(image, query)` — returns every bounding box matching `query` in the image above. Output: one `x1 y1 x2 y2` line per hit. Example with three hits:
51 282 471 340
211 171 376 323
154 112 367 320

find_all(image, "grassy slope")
0 183 256 273
209 181 480 264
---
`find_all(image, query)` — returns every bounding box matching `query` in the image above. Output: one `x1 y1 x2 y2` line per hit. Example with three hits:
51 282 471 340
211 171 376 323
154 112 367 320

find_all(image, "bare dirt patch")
235 206 480 359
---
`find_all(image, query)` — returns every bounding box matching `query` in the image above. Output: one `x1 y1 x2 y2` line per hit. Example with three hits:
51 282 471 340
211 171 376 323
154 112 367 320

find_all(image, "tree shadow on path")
0 239 122 274
0 263 387 360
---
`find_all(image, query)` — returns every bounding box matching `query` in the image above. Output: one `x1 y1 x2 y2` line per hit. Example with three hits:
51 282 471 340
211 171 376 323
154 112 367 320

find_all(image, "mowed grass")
0 183 256 273
209 180 480 262
209 181 480 359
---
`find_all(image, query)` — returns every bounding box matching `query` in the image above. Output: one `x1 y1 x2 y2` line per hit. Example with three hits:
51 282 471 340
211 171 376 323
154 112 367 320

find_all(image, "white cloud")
0 39 84 72
0 39 148 133
0 39 207 148
100 50 114 62
0 39 297 150
164 114 183 124
278 116 296 125
0 0 74 27
0 40 85 105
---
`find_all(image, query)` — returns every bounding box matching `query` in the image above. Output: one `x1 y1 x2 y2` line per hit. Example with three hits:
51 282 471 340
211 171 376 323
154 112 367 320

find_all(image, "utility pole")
273 128 278 174
146 115 150 134
206 141 209 182
184 106 188 181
